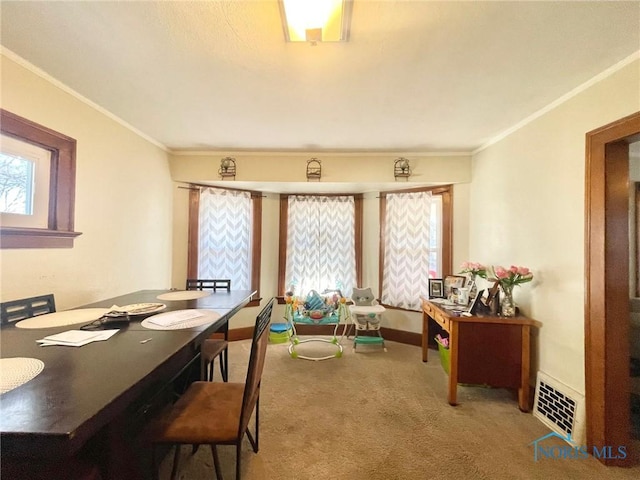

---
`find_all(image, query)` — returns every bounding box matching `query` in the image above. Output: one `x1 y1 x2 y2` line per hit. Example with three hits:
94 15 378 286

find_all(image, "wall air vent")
533 371 586 446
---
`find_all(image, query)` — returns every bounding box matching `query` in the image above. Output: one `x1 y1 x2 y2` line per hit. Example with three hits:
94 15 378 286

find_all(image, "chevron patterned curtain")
198 187 252 289
381 191 432 311
285 195 356 298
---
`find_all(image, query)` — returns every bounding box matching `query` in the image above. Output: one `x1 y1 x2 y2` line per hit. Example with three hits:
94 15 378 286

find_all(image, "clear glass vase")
501 285 516 317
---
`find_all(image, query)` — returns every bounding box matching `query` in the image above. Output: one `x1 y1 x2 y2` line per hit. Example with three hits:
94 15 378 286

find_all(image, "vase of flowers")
500 284 516 317
492 265 533 317
459 261 488 299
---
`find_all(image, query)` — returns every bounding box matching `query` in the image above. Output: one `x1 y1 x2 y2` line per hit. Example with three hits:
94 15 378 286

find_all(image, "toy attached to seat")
284 290 348 361
349 287 387 352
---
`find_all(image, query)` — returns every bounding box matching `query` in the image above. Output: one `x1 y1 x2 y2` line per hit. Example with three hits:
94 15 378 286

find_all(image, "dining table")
0 289 255 480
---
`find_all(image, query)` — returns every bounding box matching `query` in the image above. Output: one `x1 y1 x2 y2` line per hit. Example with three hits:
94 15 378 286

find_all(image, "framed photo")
429 278 444 298
466 280 476 299
444 275 466 299
467 289 484 314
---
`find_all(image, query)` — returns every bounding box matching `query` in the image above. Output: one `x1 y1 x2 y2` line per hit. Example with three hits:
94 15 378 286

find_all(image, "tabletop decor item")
459 261 488 301
459 261 488 280
491 265 534 317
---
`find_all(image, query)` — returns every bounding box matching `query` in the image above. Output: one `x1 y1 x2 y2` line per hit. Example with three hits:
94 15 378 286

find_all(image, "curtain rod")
176 183 266 197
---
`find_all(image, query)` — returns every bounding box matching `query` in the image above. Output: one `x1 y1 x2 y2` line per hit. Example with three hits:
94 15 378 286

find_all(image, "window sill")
1 227 82 248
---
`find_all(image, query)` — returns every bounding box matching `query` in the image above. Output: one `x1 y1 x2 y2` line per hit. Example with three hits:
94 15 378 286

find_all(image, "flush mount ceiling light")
278 0 353 44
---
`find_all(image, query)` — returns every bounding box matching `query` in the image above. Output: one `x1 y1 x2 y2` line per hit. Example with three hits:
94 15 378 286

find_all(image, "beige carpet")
159 339 640 479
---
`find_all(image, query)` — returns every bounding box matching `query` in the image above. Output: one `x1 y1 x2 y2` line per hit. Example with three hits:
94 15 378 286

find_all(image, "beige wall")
0 54 174 309
470 58 640 394
170 153 472 331
169 152 471 185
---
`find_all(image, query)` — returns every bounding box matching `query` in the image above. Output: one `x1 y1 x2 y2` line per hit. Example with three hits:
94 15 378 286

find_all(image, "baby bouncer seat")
349 287 387 352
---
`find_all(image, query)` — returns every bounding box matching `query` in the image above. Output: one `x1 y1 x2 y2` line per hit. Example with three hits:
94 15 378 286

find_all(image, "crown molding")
1 46 168 152
168 150 472 157
474 49 640 155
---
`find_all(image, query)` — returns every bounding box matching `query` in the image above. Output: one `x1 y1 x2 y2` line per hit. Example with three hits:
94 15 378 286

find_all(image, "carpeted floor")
158 339 640 479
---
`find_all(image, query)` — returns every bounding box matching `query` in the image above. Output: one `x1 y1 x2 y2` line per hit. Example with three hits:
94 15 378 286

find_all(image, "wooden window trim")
378 185 453 310
277 193 363 302
636 183 640 298
0 109 81 248
187 186 262 307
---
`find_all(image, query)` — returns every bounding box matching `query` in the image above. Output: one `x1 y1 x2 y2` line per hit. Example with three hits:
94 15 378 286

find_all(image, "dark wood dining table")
0 289 255 480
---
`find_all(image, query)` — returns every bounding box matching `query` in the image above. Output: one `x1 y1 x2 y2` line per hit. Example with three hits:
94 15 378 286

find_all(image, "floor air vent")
533 371 585 446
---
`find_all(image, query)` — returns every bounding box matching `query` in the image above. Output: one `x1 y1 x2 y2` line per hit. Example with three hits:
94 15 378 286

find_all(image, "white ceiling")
1 1 639 153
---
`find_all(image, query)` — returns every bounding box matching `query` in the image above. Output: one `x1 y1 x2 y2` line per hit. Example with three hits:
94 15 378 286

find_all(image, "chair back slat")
1 294 56 325
185 279 231 292
239 297 274 436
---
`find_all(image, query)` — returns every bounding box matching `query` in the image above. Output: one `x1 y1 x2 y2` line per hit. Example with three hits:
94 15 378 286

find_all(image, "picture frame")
466 279 476 300
444 275 466 299
429 278 444 298
467 289 484 314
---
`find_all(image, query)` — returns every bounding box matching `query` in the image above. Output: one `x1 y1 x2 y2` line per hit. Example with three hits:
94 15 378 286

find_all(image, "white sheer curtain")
381 190 432 310
285 195 356 298
198 187 252 289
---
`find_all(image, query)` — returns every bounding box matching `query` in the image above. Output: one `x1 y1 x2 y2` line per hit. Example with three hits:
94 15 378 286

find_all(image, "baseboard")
228 325 422 346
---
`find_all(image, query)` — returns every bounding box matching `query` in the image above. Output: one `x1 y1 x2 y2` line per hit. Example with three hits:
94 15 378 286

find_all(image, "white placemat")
15 308 111 329
141 309 221 330
156 291 211 301
0 357 45 395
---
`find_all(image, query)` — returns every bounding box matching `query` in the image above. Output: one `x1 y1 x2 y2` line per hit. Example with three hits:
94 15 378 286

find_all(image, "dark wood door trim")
585 111 640 466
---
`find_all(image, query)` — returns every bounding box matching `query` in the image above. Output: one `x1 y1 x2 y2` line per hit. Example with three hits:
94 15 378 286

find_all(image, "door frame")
585 111 640 466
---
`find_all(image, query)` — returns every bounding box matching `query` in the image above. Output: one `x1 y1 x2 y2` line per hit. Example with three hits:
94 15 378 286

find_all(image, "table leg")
518 325 531 412
422 311 429 362
447 322 459 406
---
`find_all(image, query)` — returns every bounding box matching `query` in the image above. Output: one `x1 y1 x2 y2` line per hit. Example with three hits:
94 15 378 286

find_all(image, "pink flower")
494 266 509 279
459 261 488 279
491 265 534 288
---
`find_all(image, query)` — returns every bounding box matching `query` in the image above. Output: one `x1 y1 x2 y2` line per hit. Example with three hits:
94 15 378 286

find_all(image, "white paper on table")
36 329 120 347
147 310 205 327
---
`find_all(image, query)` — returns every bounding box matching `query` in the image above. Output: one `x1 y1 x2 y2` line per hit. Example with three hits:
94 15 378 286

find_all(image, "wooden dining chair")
186 279 231 292
186 279 231 382
150 297 275 480
0 294 56 325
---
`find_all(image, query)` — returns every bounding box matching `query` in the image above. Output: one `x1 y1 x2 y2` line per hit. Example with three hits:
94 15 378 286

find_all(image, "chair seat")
201 339 229 363
152 382 247 444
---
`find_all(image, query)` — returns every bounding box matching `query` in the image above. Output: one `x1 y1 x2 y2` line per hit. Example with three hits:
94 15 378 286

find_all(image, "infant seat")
349 287 387 352
284 290 348 361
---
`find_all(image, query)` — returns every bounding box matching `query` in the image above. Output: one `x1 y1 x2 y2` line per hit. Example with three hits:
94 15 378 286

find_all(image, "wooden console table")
421 297 541 411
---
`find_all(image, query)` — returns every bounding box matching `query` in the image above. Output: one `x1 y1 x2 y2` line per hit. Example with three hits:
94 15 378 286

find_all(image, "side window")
0 109 80 248
187 186 261 304
380 186 452 310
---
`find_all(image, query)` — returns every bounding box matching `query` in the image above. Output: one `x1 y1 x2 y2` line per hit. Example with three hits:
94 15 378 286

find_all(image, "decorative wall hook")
306 158 321 181
219 157 236 180
394 157 410 181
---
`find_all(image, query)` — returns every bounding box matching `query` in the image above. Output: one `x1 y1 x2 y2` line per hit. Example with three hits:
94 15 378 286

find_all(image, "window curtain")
198 187 252 289
285 195 356 298
381 190 432 311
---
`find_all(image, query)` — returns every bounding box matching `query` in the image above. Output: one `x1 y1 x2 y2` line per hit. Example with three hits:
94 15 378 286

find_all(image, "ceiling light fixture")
278 0 353 44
